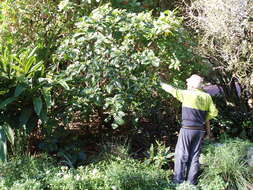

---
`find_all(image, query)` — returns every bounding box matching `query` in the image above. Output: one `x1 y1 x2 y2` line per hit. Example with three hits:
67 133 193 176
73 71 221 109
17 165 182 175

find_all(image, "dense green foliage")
0 3 252 190
0 151 174 190
0 47 69 157
0 0 205 160
0 139 252 189
54 4 201 129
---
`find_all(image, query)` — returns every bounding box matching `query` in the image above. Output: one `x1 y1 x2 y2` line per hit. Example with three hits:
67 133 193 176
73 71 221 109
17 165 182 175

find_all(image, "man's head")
186 74 203 90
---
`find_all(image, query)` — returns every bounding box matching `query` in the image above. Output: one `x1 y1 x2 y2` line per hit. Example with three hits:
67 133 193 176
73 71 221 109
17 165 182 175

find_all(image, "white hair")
186 74 203 89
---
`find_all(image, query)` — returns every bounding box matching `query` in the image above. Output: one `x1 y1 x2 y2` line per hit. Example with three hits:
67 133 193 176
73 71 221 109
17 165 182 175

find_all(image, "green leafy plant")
0 122 14 162
145 141 173 169
0 47 68 156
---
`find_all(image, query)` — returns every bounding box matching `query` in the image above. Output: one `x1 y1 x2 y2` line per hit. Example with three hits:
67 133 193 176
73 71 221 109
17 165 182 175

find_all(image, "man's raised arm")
160 82 174 93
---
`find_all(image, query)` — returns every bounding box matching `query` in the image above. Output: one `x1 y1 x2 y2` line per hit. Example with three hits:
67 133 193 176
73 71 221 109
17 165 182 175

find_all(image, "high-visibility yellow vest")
169 88 218 127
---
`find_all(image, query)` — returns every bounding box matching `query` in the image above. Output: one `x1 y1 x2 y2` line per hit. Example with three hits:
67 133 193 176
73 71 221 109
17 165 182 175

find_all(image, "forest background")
0 0 252 184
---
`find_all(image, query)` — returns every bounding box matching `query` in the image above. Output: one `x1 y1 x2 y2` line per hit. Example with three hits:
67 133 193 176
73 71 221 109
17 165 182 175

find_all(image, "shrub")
54 4 203 130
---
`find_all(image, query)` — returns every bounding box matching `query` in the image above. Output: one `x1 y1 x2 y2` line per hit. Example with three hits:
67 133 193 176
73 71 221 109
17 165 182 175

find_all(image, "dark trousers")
173 128 205 185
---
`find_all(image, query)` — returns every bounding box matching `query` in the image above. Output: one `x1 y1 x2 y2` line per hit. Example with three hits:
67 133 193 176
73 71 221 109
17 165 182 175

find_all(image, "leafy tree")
0 0 185 68
54 4 204 130
0 0 111 66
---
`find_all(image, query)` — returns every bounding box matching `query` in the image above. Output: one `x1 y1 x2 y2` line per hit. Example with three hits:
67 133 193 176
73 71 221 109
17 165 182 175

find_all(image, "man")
160 74 218 185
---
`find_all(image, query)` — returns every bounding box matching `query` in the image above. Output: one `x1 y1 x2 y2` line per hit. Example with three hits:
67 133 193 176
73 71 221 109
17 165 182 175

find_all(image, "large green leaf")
13 57 24 71
14 84 27 97
0 48 12 73
27 46 37 58
19 108 32 126
39 108 48 122
58 80 70 90
2 123 14 146
28 61 43 75
24 56 35 74
24 47 38 73
42 87 52 109
0 126 7 162
33 97 42 116
0 97 16 109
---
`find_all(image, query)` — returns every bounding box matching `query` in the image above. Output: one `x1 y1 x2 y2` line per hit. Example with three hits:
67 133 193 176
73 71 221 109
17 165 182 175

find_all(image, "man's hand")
160 82 173 93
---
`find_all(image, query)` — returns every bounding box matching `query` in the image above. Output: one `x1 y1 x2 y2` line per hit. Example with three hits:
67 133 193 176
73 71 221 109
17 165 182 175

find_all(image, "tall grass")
199 139 253 190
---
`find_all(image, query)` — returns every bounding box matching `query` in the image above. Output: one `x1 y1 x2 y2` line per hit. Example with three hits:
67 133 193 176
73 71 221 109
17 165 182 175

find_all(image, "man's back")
169 88 218 127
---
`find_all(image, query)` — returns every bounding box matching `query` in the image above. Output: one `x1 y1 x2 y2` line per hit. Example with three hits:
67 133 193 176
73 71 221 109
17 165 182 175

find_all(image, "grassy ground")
0 138 252 190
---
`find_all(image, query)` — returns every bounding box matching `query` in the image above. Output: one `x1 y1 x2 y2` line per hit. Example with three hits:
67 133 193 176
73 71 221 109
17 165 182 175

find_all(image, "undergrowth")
0 138 252 190
199 138 253 190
